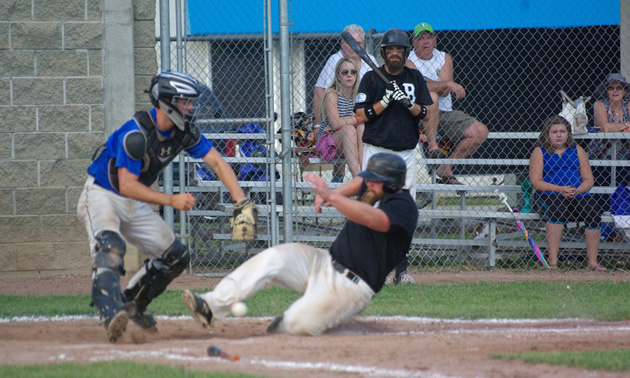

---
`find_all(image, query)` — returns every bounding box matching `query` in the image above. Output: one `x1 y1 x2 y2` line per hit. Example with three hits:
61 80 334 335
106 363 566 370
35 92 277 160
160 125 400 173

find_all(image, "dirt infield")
2 271 630 377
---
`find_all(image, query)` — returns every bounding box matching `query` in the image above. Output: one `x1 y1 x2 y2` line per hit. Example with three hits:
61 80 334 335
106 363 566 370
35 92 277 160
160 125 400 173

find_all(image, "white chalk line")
399 325 630 336
0 314 610 324
4 315 630 336
85 347 451 378
0 315 191 323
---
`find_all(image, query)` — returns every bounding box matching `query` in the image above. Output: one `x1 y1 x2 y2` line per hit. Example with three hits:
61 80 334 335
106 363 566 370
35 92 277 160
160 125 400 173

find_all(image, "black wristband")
418 105 427 119
365 104 378 121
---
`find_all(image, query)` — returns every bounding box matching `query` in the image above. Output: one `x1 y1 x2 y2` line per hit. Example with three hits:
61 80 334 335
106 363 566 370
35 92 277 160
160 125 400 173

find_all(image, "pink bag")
315 132 337 162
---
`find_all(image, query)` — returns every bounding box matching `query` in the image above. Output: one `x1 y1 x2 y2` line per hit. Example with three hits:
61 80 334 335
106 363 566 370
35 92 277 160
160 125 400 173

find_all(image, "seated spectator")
529 115 606 271
313 24 376 182
593 73 630 134
319 58 364 178
587 73 630 211
406 22 488 185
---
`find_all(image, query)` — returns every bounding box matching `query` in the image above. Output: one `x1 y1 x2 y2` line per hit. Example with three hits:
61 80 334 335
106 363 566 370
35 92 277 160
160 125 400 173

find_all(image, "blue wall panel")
188 0 620 35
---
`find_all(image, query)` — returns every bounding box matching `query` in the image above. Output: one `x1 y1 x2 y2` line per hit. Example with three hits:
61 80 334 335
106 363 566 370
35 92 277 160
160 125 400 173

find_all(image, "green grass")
2 281 629 321
372 281 630 320
2 281 629 375
491 349 630 372
0 361 259 377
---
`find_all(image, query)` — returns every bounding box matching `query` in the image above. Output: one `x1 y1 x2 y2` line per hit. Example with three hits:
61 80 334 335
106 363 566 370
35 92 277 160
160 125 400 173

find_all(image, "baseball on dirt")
231 302 248 317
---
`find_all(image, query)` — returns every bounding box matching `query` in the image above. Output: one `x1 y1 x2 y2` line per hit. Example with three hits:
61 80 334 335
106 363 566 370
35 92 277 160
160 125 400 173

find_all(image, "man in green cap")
407 22 489 185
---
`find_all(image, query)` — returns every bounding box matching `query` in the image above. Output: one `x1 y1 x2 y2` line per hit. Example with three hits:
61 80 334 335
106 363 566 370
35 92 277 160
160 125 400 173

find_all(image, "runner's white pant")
199 243 375 335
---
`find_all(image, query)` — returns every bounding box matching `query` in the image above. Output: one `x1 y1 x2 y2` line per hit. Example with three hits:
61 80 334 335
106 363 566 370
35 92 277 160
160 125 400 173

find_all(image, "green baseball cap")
414 23 434 37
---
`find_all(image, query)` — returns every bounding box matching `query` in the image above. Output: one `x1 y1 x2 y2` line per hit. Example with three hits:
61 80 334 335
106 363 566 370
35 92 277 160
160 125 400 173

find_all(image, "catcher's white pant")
362 144 418 200
77 176 175 259
199 243 375 336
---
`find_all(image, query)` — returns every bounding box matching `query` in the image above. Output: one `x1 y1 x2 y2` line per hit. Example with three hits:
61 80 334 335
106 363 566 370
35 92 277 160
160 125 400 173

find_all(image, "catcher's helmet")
380 28 410 60
358 153 406 193
148 70 200 131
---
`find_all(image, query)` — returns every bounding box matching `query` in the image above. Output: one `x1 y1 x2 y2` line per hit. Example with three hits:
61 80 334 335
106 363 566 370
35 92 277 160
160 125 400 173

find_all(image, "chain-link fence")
162 1 630 274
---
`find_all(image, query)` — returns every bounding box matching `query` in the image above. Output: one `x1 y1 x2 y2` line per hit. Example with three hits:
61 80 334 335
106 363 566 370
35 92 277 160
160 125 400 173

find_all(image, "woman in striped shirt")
319 58 364 180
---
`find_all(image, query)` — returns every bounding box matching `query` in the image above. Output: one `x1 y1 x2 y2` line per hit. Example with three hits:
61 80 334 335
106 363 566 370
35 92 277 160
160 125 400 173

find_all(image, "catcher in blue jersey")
77 70 258 343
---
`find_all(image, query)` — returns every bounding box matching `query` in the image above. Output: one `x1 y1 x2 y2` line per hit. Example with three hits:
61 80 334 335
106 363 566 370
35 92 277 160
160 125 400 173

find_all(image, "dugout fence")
156 1 630 274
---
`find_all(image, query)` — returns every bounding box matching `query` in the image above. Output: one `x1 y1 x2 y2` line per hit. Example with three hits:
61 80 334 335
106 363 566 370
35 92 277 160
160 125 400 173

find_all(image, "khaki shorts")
438 110 477 143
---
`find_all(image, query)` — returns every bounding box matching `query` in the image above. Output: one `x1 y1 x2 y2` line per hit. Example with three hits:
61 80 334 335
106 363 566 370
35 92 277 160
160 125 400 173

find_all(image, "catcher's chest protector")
107 111 200 192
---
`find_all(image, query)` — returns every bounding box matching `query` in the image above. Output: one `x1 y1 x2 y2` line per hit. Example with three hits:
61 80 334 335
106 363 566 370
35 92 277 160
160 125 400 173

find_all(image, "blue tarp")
188 0 620 35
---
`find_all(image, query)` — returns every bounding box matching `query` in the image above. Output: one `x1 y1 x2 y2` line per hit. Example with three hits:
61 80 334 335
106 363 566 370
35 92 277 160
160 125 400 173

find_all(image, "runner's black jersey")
329 189 418 292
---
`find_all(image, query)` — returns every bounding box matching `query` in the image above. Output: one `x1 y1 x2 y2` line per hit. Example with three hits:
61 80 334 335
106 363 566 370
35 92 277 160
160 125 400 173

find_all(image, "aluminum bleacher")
183 130 630 268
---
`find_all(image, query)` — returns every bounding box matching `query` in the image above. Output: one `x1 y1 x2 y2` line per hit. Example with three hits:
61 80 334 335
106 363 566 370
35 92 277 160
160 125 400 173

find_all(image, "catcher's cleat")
130 308 157 330
106 309 129 343
266 316 283 334
182 290 213 328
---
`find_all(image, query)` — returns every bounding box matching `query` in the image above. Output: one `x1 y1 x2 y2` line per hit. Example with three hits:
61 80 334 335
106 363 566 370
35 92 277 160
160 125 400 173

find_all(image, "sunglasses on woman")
340 69 358 76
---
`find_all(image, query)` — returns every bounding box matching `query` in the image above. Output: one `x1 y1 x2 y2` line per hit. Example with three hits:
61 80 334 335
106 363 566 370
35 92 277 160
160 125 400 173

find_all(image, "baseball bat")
340 31 389 85
207 345 240 361
496 191 549 269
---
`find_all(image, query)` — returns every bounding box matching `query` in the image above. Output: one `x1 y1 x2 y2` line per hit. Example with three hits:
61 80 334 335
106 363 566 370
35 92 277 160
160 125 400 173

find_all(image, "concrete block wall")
0 0 157 277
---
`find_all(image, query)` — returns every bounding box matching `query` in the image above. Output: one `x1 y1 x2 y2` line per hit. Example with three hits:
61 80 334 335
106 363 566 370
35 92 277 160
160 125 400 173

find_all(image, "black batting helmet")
148 70 200 131
358 153 406 193
380 28 411 60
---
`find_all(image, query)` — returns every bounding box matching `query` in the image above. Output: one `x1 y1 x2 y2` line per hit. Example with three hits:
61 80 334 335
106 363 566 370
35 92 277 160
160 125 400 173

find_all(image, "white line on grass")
0 315 605 324
92 348 452 378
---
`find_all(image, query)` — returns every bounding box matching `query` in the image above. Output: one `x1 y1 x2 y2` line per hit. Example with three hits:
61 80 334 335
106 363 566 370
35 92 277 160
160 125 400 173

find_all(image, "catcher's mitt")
230 198 258 241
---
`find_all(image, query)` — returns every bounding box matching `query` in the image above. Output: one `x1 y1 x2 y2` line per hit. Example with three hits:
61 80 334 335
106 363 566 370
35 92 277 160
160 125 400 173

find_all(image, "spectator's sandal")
437 174 463 185
427 149 447 159
588 264 607 272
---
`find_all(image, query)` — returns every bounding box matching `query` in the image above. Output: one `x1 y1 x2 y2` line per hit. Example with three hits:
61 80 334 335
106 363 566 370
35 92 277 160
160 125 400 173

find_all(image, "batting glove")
380 92 392 109
392 82 413 109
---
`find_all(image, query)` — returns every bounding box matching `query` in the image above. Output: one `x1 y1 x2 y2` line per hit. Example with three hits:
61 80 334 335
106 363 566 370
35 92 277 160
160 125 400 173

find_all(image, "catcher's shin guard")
91 269 127 334
123 240 190 313
93 231 126 275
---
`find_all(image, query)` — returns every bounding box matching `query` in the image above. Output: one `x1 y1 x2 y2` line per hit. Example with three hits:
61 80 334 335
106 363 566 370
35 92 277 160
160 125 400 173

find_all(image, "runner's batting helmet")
380 28 410 59
358 153 406 193
148 70 200 131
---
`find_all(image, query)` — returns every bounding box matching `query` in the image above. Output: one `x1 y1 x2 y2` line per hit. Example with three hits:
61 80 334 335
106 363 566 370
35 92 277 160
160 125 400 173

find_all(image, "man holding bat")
353 28 432 284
